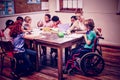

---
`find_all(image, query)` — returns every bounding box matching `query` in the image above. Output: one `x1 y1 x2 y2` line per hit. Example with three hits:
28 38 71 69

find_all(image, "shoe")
68 68 74 75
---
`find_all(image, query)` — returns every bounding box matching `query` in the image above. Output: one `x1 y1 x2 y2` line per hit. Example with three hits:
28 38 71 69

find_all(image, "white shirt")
3 28 12 41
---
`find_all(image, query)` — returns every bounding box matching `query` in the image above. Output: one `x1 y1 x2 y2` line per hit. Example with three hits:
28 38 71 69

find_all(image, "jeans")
70 46 92 59
25 49 36 66
14 49 36 73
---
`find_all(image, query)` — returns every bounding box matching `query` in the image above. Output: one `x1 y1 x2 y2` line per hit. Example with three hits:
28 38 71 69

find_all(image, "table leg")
33 41 40 71
57 47 63 80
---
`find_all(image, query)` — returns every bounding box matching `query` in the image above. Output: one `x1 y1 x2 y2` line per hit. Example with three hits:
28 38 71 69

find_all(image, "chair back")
96 27 102 36
0 29 5 41
0 41 14 52
92 36 104 53
0 29 14 57
92 27 104 52
92 37 98 52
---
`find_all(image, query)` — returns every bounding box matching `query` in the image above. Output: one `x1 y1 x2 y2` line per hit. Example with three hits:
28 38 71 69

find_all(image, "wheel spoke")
80 53 105 75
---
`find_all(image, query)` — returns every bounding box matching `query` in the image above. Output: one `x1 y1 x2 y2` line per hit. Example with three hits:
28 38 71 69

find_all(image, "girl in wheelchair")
65 18 97 75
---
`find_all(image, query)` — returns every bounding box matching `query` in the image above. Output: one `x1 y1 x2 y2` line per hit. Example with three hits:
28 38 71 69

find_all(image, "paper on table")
65 34 83 38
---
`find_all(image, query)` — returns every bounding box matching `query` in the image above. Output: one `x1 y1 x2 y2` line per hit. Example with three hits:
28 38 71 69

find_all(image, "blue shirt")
12 33 25 53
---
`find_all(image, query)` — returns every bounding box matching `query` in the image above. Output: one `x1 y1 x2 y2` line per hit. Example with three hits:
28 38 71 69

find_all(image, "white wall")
0 12 48 29
0 0 120 46
48 0 120 46
83 0 120 46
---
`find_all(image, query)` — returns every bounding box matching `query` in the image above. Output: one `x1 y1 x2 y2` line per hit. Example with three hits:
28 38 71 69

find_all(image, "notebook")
58 23 70 33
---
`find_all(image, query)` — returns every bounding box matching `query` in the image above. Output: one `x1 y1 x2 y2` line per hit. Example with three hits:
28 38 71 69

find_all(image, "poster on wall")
0 1 14 16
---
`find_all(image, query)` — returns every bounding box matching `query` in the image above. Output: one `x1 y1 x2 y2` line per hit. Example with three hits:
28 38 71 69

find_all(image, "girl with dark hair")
16 16 24 26
37 13 53 27
70 15 77 27
67 9 86 34
4 19 14 41
37 14 53 65
51 16 61 28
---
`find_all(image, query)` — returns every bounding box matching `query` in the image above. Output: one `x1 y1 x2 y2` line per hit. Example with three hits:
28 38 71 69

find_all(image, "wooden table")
24 32 83 80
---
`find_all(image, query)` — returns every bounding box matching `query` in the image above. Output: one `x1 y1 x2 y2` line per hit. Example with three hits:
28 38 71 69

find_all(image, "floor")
0 47 120 80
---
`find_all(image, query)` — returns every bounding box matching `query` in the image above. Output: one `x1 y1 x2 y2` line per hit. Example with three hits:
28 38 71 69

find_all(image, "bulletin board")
14 0 41 13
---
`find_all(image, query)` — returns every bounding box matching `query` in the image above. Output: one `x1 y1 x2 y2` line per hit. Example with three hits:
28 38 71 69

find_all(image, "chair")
0 29 19 79
0 40 16 72
0 29 15 73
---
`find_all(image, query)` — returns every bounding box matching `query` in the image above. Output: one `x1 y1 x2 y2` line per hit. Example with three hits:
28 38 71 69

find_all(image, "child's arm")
75 30 87 34
37 20 43 27
84 34 91 45
66 21 78 34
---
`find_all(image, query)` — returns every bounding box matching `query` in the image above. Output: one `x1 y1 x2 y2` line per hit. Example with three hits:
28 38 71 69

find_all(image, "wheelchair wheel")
80 52 105 76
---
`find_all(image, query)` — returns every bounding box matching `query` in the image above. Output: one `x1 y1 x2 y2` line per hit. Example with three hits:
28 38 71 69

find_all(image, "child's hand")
66 30 71 35
75 31 79 34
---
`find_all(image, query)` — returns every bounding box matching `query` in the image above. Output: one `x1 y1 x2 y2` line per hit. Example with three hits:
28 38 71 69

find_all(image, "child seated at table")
70 15 77 27
22 16 32 32
37 14 53 27
3 19 14 41
50 16 70 66
37 14 53 65
69 18 96 59
67 9 86 34
15 16 24 26
9 20 36 77
50 16 61 66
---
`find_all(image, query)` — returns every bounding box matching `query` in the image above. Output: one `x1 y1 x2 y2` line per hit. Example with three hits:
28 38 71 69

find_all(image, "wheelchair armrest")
98 36 104 40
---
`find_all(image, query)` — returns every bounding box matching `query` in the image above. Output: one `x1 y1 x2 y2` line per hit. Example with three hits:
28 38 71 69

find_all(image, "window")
27 0 40 4
59 0 83 12
41 0 49 10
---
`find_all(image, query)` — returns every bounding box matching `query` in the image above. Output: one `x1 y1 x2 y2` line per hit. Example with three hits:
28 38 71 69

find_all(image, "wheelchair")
64 36 105 76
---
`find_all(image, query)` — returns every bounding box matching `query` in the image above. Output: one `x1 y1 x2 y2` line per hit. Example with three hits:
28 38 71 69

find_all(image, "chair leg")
1 55 4 74
0 54 2 74
10 58 16 72
40 46 47 65
50 51 58 67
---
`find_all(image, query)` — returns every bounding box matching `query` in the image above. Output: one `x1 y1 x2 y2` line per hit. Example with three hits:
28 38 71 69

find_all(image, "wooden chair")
0 41 16 73
0 29 16 76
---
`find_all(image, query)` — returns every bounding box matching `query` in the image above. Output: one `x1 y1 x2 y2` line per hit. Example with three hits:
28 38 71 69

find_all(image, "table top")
24 28 83 46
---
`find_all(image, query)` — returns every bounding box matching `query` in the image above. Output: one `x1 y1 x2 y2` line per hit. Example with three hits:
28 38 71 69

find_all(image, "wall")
49 0 120 46
0 0 120 46
0 11 48 29
83 0 120 46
